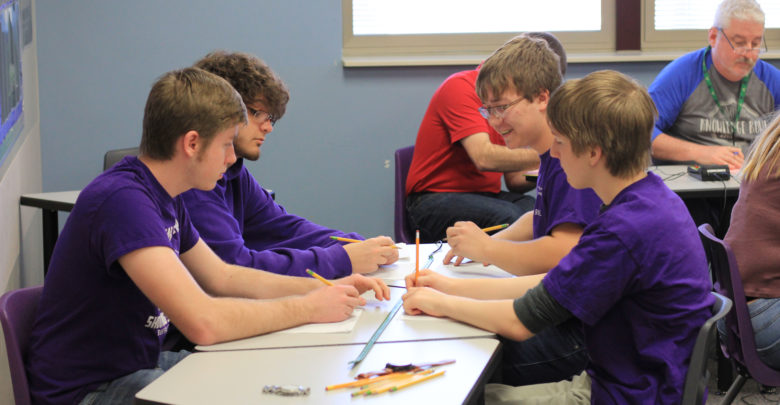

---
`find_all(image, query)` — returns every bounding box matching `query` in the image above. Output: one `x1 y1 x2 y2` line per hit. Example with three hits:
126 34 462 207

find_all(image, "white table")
137 338 500 405
650 165 739 198
196 286 494 352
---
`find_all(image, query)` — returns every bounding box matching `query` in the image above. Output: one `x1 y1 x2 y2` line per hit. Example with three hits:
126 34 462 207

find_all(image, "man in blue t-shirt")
649 0 780 170
25 68 390 405
404 70 714 404
180 51 398 279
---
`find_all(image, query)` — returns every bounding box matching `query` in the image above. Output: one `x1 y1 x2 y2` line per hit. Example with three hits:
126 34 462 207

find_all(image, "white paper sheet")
277 309 363 334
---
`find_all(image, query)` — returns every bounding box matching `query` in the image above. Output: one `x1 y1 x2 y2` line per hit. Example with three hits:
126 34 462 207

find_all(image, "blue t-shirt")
533 151 601 238
649 47 780 158
26 156 200 405
180 159 361 278
543 173 713 404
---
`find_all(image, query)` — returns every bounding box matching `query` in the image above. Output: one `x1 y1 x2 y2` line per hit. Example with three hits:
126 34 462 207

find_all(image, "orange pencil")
414 230 420 283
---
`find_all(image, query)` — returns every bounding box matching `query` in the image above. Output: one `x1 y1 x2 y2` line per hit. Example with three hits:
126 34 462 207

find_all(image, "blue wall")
34 1 759 237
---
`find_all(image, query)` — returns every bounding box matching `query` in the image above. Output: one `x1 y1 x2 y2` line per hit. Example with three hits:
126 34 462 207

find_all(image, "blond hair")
741 113 780 181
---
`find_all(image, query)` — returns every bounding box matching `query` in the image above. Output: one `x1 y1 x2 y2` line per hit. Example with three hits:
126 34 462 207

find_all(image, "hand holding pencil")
443 221 505 266
335 236 400 274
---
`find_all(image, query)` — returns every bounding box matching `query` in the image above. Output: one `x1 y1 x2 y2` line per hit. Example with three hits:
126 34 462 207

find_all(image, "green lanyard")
701 46 750 143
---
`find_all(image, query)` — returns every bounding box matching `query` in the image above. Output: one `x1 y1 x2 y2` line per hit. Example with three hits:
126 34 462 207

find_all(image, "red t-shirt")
406 69 506 195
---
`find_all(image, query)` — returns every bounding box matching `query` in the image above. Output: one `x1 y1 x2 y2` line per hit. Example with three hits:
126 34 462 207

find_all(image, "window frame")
341 0 780 67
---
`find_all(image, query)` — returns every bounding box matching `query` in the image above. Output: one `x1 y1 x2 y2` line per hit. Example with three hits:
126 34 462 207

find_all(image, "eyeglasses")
247 106 277 125
717 27 767 55
478 97 525 120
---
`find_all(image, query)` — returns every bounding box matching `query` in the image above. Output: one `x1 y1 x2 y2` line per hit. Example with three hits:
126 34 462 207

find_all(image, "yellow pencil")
329 236 400 248
389 370 446 392
366 370 446 395
414 230 420 283
442 223 509 242
306 268 334 286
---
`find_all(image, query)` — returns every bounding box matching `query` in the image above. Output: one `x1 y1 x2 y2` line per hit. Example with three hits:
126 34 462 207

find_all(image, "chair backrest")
394 146 415 244
681 291 733 405
103 146 139 171
698 224 780 387
0 285 43 405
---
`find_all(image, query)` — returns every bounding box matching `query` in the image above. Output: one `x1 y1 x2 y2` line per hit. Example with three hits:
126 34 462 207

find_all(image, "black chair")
681 291 732 405
698 224 780 404
394 146 415 244
103 146 139 171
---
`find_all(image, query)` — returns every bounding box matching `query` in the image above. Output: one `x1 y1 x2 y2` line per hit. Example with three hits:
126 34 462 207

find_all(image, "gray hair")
714 0 765 28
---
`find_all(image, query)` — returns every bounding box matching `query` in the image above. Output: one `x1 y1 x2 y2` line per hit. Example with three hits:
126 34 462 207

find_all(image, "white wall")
0 0 41 402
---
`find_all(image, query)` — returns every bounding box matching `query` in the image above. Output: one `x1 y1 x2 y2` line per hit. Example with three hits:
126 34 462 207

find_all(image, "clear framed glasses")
478 97 525 120
718 27 767 55
247 106 277 125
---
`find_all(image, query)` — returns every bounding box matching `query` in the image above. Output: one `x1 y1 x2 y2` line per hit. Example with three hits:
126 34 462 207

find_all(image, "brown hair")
476 35 562 103
547 70 656 178
140 67 246 160
195 51 290 120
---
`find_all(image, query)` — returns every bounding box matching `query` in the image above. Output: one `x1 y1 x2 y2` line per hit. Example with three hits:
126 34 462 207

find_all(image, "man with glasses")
438 35 602 387
181 51 399 279
649 0 780 171
648 0 780 236
405 33 567 243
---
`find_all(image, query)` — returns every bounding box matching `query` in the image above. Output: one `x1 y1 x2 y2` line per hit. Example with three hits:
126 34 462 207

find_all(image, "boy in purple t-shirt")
181 51 398 279
439 35 600 386
26 68 389 405
404 70 713 404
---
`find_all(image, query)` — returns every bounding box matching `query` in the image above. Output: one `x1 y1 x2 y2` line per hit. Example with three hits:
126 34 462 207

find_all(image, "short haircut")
194 51 290 120
476 35 563 103
547 70 656 178
140 67 247 160
741 112 780 182
524 32 568 76
714 0 765 28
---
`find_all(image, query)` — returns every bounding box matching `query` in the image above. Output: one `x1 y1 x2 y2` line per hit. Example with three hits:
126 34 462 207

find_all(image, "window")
342 0 612 66
643 0 780 53
342 0 780 66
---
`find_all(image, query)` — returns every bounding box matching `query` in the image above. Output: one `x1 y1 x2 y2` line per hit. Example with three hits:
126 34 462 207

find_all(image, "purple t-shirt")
180 159 361 278
542 173 713 404
26 156 200 405
533 151 601 238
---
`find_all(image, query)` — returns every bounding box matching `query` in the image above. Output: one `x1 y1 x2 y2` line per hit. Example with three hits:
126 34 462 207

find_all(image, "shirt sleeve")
513 281 573 334
184 171 358 279
435 73 495 144
542 226 639 326
648 49 706 141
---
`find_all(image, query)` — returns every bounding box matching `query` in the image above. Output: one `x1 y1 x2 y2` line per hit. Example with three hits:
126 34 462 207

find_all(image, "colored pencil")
414 230 420 283
329 236 400 248
442 223 509 242
306 268 334 286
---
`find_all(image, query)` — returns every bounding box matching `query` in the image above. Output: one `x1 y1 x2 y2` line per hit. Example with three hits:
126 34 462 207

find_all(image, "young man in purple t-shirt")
438 35 601 386
181 51 398 279
404 70 713 404
25 68 390 405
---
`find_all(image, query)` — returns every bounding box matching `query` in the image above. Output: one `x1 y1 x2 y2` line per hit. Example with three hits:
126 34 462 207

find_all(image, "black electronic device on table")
687 164 730 181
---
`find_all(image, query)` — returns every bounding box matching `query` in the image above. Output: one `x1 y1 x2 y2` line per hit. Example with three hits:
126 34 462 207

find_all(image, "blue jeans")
718 297 780 369
407 191 535 243
79 350 191 405
497 318 588 386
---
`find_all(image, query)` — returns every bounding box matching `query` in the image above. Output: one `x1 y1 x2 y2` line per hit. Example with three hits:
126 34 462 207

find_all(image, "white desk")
19 190 80 274
650 165 739 198
137 338 500 405
196 286 494 352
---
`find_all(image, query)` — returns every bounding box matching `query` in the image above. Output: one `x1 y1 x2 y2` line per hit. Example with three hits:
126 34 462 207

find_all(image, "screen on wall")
0 0 23 166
